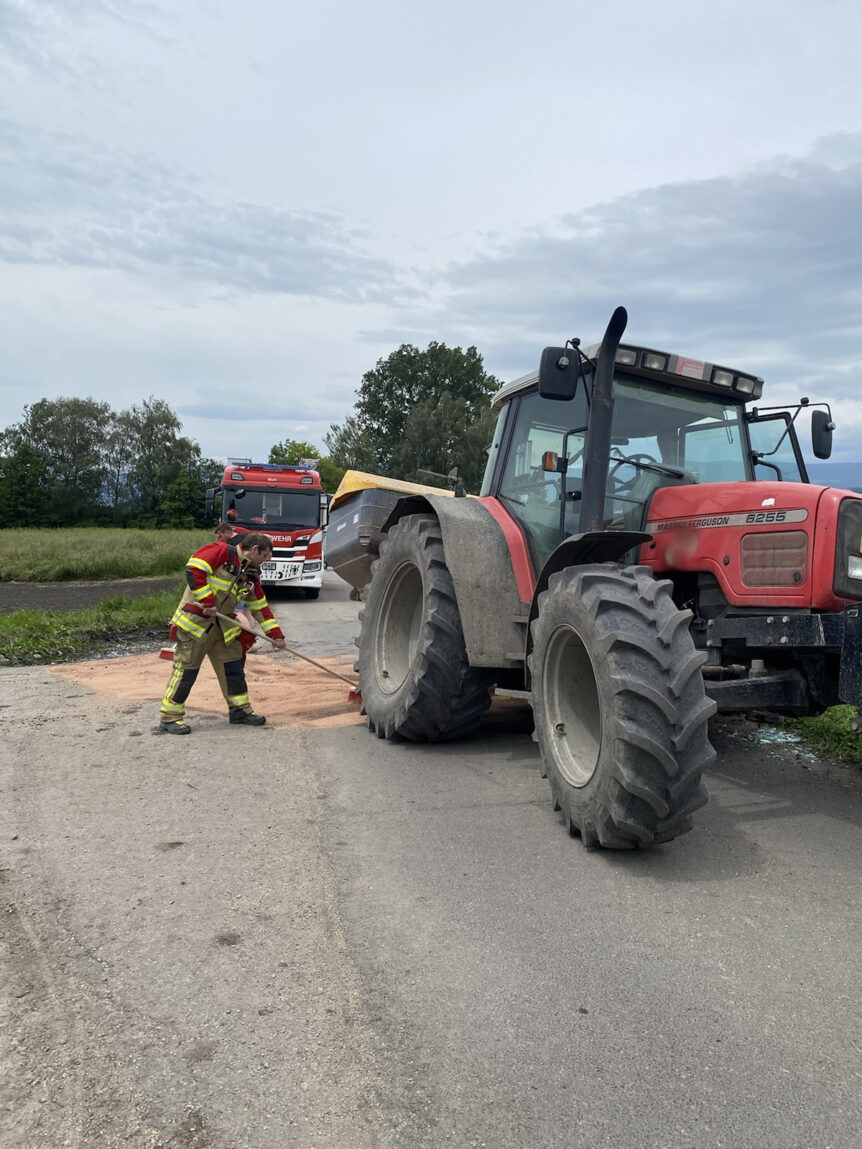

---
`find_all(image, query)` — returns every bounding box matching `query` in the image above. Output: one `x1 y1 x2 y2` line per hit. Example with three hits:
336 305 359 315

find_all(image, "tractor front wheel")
358 514 494 741
530 564 715 848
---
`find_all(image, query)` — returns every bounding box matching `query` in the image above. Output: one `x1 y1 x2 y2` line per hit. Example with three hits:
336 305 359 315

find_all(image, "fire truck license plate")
261 562 301 581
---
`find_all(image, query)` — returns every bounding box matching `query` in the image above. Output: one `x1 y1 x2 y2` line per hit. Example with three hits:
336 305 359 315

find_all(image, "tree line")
0 341 500 529
0 397 222 529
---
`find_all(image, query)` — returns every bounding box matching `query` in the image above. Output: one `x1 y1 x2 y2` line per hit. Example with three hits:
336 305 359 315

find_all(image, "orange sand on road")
49 649 365 729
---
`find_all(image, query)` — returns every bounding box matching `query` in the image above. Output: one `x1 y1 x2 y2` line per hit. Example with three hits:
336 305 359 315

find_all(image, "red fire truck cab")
206 462 327 597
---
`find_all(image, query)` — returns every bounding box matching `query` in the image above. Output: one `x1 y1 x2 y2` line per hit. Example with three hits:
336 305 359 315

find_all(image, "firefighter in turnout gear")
158 532 286 734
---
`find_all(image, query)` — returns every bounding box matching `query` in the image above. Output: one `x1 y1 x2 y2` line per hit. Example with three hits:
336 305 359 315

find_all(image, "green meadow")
0 527 204 582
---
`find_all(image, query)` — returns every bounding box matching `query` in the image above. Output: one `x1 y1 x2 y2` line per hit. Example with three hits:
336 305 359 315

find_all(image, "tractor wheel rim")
375 561 423 694
543 624 602 788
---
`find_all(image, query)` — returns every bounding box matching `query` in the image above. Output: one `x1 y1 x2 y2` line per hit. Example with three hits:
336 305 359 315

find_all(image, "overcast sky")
1 0 861 465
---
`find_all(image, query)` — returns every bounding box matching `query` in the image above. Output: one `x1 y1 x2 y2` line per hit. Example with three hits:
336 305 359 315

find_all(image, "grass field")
0 588 179 664
0 527 206 582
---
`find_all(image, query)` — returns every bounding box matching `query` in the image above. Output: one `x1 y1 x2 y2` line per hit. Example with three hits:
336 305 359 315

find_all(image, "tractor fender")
381 495 526 669
525 530 652 680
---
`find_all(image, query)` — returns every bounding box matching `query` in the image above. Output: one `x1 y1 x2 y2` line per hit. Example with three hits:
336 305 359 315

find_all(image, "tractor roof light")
642 352 668 372
615 347 639 366
580 339 765 400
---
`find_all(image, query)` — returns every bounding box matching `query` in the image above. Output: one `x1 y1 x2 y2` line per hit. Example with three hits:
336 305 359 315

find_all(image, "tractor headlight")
834 498 862 598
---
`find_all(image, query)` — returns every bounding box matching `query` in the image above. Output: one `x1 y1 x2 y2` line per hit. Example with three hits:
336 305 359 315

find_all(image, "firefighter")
215 521 242 544
157 531 286 735
214 521 255 652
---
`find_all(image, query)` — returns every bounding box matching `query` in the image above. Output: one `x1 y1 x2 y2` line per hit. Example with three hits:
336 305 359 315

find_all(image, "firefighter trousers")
159 624 253 724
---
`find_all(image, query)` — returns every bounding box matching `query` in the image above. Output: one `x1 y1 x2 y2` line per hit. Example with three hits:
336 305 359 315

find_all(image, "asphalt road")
1 573 860 1147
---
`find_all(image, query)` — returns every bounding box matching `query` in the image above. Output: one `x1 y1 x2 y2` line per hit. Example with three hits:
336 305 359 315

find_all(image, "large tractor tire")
530 564 715 849
357 514 494 741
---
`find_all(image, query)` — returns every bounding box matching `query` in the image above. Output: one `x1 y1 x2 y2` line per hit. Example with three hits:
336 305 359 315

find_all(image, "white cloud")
1 0 861 468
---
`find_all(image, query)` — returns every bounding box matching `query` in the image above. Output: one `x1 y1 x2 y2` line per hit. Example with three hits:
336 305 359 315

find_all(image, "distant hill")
805 462 862 492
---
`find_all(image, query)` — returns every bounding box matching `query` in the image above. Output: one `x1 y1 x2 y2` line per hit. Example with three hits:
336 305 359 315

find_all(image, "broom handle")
215 612 358 687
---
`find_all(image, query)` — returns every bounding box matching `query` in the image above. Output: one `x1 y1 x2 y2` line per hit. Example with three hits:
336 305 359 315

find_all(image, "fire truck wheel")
358 514 494 741
529 564 715 849
304 588 320 599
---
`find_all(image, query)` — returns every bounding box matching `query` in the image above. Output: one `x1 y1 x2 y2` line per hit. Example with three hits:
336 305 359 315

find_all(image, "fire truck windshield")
226 488 320 529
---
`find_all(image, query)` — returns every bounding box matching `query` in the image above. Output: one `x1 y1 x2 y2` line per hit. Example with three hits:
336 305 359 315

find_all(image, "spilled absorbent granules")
49 650 365 730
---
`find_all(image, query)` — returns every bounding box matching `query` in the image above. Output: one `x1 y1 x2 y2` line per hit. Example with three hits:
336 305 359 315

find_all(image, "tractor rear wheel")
357 514 494 741
530 564 714 848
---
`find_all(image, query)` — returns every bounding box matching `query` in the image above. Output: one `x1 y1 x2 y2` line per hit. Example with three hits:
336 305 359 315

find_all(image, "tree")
103 411 139 520
159 457 224 528
0 442 52 527
0 397 113 524
323 415 379 473
327 341 500 489
391 393 498 493
268 438 346 494
122 398 201 520
0 394 220 525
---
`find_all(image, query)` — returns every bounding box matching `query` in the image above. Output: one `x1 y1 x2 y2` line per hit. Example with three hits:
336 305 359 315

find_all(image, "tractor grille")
740 531 808 587
834 497 862 599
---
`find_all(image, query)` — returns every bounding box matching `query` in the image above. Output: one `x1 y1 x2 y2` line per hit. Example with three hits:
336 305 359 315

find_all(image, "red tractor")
328 307 862 848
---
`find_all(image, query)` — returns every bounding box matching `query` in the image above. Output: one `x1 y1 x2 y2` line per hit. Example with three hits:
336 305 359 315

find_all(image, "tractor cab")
481 332 824 572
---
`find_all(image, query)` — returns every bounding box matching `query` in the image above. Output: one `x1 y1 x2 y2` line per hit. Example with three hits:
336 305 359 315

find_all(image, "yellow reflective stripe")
209 575 234 591
222 625 241 644
176 615 207 638
191 585 212 601
187 557 213 574
160 662 186 716
260 618 279 633
245 596 267 611
228 692 250 707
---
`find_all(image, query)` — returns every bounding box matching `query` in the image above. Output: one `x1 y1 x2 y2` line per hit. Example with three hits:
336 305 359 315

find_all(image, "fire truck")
206 461 327 597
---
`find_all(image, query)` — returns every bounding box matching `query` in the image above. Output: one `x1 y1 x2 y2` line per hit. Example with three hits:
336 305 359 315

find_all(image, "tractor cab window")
748 413 805 482
605 378 749 529
497 388 589 567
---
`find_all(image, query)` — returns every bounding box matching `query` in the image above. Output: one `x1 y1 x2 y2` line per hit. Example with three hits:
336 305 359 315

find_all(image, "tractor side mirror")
538 346 578 401
811 410 834 460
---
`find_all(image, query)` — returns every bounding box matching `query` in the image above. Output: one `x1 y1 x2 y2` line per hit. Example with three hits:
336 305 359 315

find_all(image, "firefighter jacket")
170 541 285 646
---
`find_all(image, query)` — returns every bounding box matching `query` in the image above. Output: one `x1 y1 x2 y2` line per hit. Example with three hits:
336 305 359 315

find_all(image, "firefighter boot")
228 708 266 726
158 720 192 735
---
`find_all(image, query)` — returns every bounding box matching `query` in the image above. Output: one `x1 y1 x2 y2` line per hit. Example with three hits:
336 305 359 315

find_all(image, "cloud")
376 136 862 439
0 0 170 77
177 393 355 425
0 117 405 301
